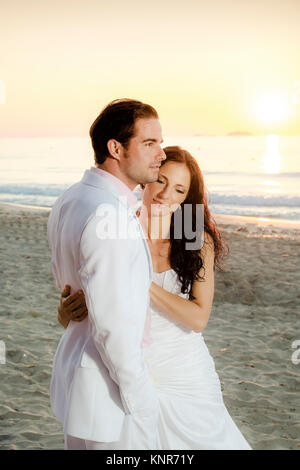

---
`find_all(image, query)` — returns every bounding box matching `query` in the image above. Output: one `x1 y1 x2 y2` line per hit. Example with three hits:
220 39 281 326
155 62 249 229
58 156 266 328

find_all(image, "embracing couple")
47 99 252 450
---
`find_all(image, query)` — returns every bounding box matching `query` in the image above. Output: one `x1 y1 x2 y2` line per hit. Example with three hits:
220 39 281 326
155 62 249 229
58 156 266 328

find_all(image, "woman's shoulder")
202 231 214 253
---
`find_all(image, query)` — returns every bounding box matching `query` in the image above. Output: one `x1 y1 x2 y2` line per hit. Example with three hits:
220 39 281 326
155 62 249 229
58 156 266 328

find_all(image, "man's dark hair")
90 99 159 164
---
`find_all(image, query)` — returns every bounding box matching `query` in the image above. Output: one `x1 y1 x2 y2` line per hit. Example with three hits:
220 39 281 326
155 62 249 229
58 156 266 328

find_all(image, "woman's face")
142 161 191 216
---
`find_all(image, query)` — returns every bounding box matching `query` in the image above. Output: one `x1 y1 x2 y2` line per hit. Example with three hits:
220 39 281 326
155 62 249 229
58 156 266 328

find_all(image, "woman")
58 146 252 450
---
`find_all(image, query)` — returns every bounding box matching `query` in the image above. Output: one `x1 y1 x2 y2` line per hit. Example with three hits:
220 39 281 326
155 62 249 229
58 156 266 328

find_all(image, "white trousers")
65 433 119 450
64 412 158 450
64 414 139 450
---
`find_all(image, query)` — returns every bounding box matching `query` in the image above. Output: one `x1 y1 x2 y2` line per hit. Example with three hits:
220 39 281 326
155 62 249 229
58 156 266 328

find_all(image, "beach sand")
0 202 299 450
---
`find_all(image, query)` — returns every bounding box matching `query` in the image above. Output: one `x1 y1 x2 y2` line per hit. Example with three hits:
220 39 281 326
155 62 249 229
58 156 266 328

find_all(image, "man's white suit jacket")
47 169 159 448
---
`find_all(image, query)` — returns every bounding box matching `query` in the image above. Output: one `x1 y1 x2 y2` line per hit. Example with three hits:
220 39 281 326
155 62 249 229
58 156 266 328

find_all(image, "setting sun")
254 93 289 125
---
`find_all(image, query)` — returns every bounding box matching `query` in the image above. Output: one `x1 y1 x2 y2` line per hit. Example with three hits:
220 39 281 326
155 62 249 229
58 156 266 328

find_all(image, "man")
47 99 166 450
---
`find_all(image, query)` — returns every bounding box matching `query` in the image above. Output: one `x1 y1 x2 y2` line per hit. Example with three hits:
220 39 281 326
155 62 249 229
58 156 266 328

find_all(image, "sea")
0 135 299 223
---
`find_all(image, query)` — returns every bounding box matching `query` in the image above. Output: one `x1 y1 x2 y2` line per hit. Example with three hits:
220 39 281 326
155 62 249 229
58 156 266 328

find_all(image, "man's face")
120 118 166 187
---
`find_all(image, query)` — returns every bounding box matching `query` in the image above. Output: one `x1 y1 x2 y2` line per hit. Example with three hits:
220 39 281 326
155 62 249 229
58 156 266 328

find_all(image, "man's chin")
142 172 159 184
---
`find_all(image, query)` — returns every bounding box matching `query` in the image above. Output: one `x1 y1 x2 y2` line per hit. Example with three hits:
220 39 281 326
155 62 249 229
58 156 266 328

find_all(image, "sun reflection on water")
263 134 281 174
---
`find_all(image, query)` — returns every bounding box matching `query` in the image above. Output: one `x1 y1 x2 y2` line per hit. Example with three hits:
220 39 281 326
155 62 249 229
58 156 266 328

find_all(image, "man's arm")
79 211 159 449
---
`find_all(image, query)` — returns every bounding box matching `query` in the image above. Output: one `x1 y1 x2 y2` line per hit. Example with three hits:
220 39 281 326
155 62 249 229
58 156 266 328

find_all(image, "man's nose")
157 147 166 161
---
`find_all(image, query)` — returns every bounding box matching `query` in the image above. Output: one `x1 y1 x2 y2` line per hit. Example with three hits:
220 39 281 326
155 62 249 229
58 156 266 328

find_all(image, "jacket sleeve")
78 208 159 448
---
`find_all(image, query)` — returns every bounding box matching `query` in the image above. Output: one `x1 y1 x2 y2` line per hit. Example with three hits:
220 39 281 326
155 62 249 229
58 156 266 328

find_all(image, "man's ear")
107 139 123 161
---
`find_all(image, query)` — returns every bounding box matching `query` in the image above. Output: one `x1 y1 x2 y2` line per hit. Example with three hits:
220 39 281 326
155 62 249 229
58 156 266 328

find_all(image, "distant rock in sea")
226 131 253 136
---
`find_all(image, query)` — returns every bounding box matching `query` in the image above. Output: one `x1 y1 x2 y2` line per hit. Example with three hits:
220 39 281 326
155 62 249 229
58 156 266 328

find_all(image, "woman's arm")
149 234 215 333
57 285 88 328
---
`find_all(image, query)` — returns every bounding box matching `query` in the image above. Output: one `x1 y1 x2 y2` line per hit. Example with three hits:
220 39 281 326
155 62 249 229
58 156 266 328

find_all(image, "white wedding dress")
143 269 252 450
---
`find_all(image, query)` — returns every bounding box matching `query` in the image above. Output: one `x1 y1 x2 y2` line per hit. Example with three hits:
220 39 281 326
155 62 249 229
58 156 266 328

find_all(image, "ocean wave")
211 205 300 221
209 193 300 207
1 183 299 211
204 171 300 178
0 184 68 197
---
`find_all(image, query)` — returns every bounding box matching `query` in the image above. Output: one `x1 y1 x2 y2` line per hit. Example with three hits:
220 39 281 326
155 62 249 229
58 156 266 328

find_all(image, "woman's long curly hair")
163 146 228 300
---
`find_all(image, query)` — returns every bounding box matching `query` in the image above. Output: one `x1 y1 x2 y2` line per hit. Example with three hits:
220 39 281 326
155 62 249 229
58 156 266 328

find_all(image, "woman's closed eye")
157 179 184 193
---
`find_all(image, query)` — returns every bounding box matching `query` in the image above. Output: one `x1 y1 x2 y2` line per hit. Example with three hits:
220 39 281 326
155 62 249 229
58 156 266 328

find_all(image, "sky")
0 0 300 137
